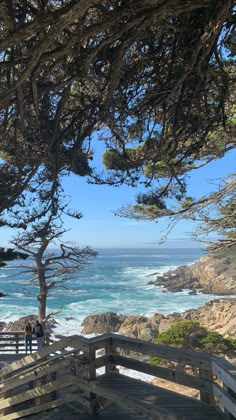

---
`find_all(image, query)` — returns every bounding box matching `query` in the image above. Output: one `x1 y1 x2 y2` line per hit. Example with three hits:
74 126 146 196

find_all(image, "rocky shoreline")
81 298 236 341
3 298 236 342
147 254 236 295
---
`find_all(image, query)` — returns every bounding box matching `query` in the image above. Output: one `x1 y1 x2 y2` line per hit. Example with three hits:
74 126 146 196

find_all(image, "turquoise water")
0 248 222 335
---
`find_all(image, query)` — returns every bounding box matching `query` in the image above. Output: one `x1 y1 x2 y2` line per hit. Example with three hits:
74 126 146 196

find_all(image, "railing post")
80 343 97 415
223 384 236 420
15 332 19 354
199 368 215 405
45 331 50 346
105 337 119 374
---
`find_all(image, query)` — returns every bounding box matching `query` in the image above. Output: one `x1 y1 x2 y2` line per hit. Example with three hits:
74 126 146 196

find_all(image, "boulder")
81 311 127 334
119 314 163 341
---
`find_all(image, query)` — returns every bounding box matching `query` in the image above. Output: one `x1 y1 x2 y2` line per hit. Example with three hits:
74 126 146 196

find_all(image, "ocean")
0 247 221 336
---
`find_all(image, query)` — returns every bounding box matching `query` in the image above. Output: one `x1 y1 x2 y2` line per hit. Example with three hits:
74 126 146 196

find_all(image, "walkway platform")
1 333 234 420
27 373 225 420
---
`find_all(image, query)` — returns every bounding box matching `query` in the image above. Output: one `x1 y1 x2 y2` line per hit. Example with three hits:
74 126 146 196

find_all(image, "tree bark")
36 252 48 322
37 290 47 322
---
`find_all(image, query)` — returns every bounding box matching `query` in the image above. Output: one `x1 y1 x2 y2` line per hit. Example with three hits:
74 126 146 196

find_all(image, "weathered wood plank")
199 368 214 404
0 336 77 379
212 358 236 394
0 357 72 395
110 354 211 392
2 393 79 419
93 373 224 420
0 374 76 410
0 349 76 389
213 383 236 418
85 380 179 420
110 334 212 370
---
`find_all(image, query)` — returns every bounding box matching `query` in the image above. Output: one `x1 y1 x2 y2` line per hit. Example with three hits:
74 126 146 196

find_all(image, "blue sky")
1 147 235 249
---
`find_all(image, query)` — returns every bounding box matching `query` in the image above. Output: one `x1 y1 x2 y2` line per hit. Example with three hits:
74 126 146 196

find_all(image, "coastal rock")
119 313 163 341
81 311 127 334
148 254 236 295
80 298 236 341
0 322 6 331
0 292 7 297
5 315 38 331
4 315 56 332
181 298 236 336
81 312 164 341
155 299 236 337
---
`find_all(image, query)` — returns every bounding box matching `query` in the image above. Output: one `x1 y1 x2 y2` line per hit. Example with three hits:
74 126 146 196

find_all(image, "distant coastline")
0 247 230 337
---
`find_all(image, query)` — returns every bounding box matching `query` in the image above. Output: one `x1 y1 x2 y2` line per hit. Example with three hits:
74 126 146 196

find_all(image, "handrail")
109 333 212 370
86 333 236 418
0 332 235 419
0 330 53 355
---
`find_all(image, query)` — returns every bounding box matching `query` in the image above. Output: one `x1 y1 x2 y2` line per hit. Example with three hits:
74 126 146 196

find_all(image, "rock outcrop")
0 322 6 331
81 298 236 341
148 255 236 295
81 311 126 334
180 298 236 337
119 314 163 342
4 315 38 331
4 315 56 332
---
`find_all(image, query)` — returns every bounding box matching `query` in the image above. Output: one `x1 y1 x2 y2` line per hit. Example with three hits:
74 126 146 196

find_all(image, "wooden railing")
0 331 51 360
0 333 235 419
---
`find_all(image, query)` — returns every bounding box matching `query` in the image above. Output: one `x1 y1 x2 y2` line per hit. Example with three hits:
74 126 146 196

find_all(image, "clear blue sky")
1 147 235 249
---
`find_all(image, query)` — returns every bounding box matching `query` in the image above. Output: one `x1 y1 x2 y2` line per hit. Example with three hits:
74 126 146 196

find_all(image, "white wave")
0 304 38 321
119 366 155 382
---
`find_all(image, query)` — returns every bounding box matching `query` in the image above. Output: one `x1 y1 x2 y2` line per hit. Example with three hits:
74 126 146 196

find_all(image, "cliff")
148 252 236 294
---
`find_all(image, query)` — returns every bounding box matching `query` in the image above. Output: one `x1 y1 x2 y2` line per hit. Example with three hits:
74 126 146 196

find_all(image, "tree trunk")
37 291 47 322
37 260 48 322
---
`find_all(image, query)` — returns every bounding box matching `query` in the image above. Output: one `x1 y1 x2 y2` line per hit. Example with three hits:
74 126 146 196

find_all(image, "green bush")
156 320 204 348
196 331 226 352
150 320 236 367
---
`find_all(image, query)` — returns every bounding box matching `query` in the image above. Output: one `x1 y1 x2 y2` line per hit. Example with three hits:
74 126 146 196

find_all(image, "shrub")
150 320 236 367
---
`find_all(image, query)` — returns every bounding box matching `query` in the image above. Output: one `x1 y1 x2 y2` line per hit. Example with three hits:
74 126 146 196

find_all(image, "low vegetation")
150 320 236 368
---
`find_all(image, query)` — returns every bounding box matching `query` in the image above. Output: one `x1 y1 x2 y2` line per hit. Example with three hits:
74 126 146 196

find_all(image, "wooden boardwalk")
25 402 151 419
1 333 235 420
93 372 225 420
26 373 225 420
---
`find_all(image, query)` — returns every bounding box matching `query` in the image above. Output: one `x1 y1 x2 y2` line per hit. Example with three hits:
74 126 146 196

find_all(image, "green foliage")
149 356 168 367
196 332 226 352
224 337 236 350
150 320 236 367
156 320 203 348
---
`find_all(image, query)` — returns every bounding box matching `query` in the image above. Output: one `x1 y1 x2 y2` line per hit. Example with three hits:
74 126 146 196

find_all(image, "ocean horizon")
0 247 223 336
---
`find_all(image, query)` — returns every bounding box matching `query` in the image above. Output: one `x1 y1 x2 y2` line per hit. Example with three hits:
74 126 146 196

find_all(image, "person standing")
24 322 32 354
33 320 45 351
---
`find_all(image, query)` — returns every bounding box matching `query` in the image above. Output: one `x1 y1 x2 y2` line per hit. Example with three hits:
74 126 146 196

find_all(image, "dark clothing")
24 323 32 353
25 335 32 353
33 322 44 338
33 322 45 351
